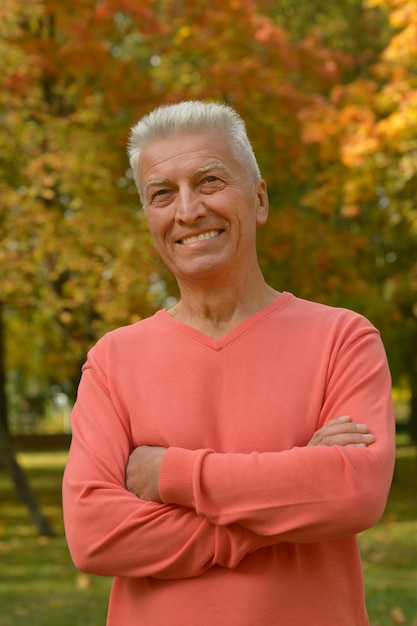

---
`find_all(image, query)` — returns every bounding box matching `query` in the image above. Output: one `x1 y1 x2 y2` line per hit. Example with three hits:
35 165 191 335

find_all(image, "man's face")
138 130 268 283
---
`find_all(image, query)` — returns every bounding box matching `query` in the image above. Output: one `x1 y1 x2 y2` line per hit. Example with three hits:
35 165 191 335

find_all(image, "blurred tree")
0 304 54 535
0 0 163 530
0 0 162 411
297 0 417 440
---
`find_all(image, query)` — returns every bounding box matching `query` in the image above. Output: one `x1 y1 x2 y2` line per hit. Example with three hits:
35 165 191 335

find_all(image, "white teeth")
181 230 220 245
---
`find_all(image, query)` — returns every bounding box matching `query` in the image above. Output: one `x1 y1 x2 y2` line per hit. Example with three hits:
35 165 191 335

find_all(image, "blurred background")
0 0 416 624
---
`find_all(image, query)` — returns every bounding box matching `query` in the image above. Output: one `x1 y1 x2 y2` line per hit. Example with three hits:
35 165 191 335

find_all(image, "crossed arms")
63 324 395 580
126 415 376 503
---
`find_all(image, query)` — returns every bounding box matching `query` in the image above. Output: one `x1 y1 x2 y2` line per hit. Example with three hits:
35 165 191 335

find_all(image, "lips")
178 230 222 245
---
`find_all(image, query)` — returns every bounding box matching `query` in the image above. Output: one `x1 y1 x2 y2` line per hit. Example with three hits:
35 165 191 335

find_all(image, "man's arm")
125 414 376 503
62 352 274 581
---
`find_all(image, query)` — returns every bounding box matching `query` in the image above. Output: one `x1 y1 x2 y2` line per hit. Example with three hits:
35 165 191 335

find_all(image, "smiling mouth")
178 230 222 245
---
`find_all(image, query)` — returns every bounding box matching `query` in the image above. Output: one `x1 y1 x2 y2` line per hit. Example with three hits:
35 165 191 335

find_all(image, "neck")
168 269 280 338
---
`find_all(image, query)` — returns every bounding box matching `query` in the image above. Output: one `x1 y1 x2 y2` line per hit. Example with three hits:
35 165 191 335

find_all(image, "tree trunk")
0 424 55 536
0 302 55 536
0 302 8 443
409 382 417 445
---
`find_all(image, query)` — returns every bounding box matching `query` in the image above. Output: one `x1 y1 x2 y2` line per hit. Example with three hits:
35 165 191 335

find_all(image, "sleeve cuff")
159 447 201 508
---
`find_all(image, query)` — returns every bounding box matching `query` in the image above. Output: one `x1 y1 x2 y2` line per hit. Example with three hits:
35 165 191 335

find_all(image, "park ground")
0 442 416 626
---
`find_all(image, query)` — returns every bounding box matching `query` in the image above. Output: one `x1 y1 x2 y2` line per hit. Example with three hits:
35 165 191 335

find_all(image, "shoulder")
277 294 381 353
284 293 376 329
85 311 165 367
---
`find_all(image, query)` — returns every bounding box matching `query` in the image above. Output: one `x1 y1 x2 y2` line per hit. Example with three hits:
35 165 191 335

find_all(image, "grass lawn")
0 451 111 626
359 445 417 626
0 445 416 626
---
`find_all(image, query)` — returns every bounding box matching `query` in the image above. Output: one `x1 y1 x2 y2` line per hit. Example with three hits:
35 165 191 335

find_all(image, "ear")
255 179 269 225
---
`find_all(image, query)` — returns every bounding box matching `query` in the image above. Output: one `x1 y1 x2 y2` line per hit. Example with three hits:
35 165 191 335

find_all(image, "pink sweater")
63 293 395 625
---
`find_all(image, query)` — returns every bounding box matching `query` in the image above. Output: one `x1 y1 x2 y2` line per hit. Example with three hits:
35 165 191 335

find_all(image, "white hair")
127 101 261 197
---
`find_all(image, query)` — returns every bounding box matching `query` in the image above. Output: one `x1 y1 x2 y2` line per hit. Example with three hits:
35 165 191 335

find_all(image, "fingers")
308 416 375 448
125 445 166 502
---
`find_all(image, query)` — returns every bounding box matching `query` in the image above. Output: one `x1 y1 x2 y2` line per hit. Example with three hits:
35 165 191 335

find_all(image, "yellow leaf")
76 573 92 590
390 606 406 624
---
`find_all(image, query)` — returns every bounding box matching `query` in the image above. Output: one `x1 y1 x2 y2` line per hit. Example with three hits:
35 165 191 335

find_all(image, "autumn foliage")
0 0 416 434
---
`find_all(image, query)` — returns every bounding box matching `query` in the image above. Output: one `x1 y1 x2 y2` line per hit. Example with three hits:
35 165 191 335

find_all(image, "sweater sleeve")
159 323 396 542
62 344 271 580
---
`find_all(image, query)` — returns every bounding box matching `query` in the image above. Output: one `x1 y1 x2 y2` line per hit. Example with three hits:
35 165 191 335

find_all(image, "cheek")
146 214 165 240
146 220 174 262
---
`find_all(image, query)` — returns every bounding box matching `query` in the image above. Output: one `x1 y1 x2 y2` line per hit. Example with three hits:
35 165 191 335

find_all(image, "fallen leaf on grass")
76 573 92 590
390 606 406 624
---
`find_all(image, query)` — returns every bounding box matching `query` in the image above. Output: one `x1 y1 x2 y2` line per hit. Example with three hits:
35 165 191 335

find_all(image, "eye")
199 175 224 192
150 188 171 205
145 187 173 208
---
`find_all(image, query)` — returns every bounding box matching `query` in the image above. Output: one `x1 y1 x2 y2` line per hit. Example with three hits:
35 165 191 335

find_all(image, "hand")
308 415 375 448
125 445 167 502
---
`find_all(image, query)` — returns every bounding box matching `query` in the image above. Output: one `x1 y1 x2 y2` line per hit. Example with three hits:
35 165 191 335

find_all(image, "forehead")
138 130 240 184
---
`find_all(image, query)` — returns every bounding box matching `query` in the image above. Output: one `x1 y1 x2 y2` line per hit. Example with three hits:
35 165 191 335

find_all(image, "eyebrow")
144 163 228 197
194 163 228 176
144 178 171 196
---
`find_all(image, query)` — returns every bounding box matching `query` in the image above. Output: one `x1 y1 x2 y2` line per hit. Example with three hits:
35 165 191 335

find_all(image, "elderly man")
63 101 395 625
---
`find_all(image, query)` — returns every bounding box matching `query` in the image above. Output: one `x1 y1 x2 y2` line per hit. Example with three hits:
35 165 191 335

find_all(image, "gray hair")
127 101 261 197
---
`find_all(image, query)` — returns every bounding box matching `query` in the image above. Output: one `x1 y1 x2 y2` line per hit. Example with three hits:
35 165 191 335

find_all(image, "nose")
175 186 208 224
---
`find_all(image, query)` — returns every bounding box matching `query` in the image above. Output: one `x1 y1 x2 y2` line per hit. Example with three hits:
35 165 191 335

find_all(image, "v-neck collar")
155 292 293 351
